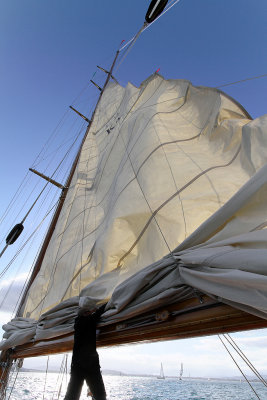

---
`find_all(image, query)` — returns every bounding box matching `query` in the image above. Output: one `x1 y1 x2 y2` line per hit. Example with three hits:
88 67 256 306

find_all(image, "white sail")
179 363 183 380
157 362 165 379
1 74 267 350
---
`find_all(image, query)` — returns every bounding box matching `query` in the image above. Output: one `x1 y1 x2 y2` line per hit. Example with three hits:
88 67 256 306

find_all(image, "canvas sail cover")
1 74 267 350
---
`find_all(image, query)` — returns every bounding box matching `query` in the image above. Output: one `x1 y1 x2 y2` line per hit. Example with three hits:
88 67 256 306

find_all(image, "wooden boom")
10 295 267 359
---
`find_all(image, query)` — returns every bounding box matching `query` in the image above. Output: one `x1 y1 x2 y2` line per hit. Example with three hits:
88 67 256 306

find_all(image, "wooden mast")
0 50 120 399
17 49 120 317
1 0 266 394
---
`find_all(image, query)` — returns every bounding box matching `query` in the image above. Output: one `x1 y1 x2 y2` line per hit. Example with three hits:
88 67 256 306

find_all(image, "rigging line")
0 177 47 247
218 335 261 400
51 354 66 400
56 355 68 400
224 334 267 387
115 0 181 72
115 23 147 73
0 172 31 228
35 129 87 314
21 182 50 224
9 174 66 315
5 116 79 233
35 69 122 312
43 356 50 400
12 192 59 317
215 73 267 89
18 121 84 228
51 355 65 400
0 202 58 281
119 0 181 51
7 362 20 400
34 116 85 175
32 133 81 167
31 109 70 168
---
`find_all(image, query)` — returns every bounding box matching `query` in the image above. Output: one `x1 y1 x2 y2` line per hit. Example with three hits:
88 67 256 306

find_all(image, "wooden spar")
10 296 267 359
97 65 118 83
16 48 120 317
90 80 102 91
29 168 65 189
69 105 91 123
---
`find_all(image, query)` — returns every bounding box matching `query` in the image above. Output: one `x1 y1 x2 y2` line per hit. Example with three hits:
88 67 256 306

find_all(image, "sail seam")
117 146 241 267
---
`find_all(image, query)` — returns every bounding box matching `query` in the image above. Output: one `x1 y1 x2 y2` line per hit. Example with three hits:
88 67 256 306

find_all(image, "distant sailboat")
157 363 165 380
179 363 183 380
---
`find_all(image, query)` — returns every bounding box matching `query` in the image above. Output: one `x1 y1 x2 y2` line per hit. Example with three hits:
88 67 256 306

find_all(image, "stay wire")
215 73 267 89
0 172 30 228
33 114 84 171
0 111 69 229
1 157 68 313
7 361 20 400
218 335 261 400
0 202 58 280
119 0 181 52
56 354 68 400
115 0 181 72
0 114 81 245
224 334 267 387
43 355 50 400
17 119 84 226
51 354 66 400
31 109 70 169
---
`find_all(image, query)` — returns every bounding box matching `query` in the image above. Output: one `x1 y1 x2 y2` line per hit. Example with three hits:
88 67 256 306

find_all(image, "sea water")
6 372 267 400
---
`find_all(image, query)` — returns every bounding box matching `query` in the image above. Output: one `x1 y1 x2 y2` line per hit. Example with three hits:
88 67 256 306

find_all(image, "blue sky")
0 0 267 378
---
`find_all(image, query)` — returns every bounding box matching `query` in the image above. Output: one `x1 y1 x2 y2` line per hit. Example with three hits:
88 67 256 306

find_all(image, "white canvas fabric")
1 74 266 351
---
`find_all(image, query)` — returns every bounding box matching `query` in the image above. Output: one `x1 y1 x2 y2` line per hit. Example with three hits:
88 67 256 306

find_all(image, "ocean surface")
6 372 267 400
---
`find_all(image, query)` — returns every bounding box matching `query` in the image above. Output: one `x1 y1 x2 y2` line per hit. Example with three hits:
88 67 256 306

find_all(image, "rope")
224 334 267 388
32 109 70 169
0 172 30 228
43 355 50 400
0 202 58 280
7 361 19 400
116 0 182 72
119 0 181 52
0 119 85 259
218 335 261 400
115 23 148 72
216 73 267 89
51 354 66 400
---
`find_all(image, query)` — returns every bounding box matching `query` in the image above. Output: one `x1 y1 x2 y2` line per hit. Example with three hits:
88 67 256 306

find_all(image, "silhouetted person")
64 304 107 400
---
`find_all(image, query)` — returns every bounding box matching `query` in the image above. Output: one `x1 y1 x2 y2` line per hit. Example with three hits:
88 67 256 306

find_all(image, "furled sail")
1 74 267 350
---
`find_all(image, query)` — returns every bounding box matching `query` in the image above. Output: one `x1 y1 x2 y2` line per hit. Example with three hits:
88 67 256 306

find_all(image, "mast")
16 49 120 317
179 362 183 380
0 49 120 400
0 4 171 395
